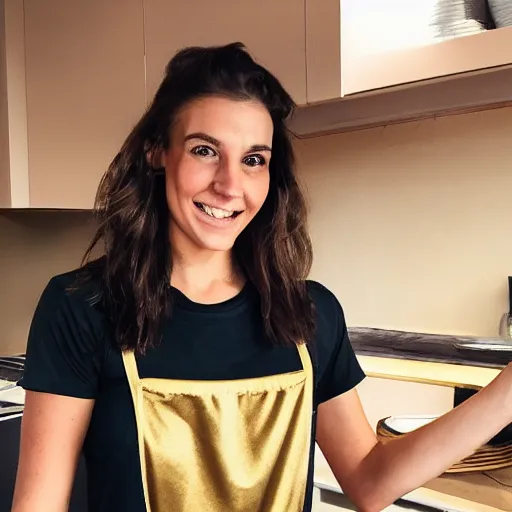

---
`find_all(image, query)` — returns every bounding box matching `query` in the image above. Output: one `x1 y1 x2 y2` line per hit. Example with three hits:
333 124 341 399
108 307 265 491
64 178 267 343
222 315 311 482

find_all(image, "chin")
188 213 252 253
194 232 238 253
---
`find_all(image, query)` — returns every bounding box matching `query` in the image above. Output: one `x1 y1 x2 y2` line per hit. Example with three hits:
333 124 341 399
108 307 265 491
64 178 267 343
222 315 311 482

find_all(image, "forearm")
355 364 512 511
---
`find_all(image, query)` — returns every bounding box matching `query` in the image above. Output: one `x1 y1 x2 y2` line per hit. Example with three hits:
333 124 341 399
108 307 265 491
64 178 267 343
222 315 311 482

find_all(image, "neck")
170 231 245 304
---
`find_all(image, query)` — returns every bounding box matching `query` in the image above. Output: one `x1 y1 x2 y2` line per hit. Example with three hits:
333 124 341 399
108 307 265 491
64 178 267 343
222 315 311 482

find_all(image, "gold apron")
121 343 313 512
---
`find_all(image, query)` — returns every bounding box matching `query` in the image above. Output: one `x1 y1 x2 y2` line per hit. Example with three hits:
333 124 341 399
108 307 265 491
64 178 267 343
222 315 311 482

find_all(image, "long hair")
80 42 315 353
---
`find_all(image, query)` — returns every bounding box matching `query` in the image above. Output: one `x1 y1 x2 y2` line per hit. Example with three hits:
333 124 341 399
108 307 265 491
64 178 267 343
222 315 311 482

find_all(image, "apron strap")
121 349 140 407
121 349 152 510
296 342 315 512
297 342 313 380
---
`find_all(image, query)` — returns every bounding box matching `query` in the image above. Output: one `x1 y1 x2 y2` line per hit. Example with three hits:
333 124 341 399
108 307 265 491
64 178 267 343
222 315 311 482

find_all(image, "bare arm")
11 391 94 512
317 363 512 512
316 388 378 509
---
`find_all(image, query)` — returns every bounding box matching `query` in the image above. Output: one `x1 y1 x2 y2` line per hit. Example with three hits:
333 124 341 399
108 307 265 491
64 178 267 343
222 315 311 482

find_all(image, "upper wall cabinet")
307 0 512 103
2 0 512 206
0 0 146 209
144 0 307 106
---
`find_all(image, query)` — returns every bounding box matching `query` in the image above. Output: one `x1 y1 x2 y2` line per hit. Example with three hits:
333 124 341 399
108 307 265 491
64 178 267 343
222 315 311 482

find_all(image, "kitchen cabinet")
291 1 512 137
1 0 304 210
289 63 512 137
0 0 146 209
343 22 512 96
3 1 512 205
307 0 512 103
143 0 307 106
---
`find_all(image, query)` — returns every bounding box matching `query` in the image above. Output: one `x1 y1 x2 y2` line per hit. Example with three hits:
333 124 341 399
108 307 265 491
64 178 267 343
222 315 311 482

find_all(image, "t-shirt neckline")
169 281 255 314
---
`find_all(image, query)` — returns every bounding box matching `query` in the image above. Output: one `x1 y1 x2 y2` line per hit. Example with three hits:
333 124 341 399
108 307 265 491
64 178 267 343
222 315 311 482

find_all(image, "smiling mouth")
194 202 243 220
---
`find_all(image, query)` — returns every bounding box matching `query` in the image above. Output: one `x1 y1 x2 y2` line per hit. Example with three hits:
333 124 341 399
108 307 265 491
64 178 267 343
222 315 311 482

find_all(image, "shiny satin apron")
121 343 313 512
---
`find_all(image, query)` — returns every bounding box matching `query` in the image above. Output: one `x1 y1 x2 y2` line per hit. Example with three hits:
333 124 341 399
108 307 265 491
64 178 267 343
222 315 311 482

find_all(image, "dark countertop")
349 327 512 369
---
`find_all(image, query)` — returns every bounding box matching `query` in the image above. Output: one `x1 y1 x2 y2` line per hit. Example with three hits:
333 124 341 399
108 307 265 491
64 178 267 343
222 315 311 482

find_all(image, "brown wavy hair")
80 42 314 354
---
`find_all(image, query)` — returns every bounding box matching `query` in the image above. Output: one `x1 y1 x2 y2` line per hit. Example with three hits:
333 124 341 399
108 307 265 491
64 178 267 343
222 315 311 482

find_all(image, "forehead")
172 96 273 146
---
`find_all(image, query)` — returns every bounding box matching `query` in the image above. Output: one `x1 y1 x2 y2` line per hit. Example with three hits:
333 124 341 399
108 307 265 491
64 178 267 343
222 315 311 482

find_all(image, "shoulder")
36 265 107 334
21 265 107 397
306 281 365 403
305 280 347 359
48 264 102 298
305 279 347 354
306 280 346 329
307 280 342 311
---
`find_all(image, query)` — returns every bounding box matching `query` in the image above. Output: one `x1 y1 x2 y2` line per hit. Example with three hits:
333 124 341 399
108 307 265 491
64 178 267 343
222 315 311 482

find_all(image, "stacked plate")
377 414 512 473
0 356 25 422
488 0 512 28
430 0 491 39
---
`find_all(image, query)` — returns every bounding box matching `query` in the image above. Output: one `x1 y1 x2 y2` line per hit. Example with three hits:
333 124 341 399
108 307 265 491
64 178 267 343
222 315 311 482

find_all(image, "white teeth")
199 203 235 219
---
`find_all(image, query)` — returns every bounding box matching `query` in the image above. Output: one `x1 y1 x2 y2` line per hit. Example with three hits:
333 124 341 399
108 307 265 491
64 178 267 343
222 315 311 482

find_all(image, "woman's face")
162 96 273 254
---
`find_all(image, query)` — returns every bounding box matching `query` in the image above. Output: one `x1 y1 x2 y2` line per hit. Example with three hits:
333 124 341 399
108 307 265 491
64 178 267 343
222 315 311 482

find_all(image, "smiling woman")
162 98 272 258
82 42 313 344
12 42 512 512
13 43 340 512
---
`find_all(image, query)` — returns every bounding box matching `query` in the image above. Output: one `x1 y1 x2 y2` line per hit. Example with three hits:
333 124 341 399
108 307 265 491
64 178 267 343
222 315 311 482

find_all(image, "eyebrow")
184 132 272 153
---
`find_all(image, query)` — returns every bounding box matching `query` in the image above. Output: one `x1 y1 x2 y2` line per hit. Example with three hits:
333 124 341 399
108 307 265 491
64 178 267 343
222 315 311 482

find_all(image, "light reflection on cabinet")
3 1 512 208
307 0 512 102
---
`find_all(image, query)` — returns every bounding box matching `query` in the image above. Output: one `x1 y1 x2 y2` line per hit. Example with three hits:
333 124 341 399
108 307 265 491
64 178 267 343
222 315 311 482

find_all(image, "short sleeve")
308 281 366 405
19 274 104 399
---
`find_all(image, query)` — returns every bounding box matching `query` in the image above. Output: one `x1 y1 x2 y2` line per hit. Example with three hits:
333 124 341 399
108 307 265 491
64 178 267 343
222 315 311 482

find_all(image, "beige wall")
1 106 512 355
0 211 95 355
296 107 512 496
295 106 512 338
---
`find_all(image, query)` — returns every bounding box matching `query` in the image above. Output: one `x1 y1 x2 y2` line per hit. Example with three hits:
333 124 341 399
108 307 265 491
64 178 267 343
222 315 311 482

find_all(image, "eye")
243 154 266 168
191 145 217 158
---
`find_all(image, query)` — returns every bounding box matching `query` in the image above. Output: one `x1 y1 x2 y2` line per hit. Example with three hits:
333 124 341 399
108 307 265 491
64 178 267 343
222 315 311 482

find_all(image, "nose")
212 157 243 199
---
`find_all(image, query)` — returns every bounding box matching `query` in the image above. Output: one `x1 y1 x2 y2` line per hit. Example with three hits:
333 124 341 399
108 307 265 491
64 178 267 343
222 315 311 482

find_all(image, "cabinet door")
144 0 306 106
341 1 512 95
24 0 146 209
306 1 512 102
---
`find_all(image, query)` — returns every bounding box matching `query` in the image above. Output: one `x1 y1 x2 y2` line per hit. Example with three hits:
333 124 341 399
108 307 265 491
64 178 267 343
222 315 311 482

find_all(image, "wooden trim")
358 356 501 390
343 26 512 95
0 0 11 207
288 66 512 137
2 0 29 208
305 0 342 104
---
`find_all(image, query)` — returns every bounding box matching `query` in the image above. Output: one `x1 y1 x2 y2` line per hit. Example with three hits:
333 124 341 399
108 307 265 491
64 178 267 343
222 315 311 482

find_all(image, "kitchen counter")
315 353 512 511
349 327 511 370
3 347 511 510
314 457 510 512
358 354 502 389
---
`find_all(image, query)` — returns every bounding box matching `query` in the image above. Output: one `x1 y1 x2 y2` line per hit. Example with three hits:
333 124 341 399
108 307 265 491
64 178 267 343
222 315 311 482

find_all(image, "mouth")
193 202 243 220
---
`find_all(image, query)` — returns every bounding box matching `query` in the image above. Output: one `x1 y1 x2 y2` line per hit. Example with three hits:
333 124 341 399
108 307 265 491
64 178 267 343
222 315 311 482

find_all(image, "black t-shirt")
19 270 365 512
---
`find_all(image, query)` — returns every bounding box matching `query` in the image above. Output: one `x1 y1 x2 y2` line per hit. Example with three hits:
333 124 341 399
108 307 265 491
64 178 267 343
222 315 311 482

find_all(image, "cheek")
246 174 270 212
167 160 211 200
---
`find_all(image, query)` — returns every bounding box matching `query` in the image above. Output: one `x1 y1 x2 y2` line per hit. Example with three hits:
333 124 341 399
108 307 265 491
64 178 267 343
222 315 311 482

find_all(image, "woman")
12 43 512 512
